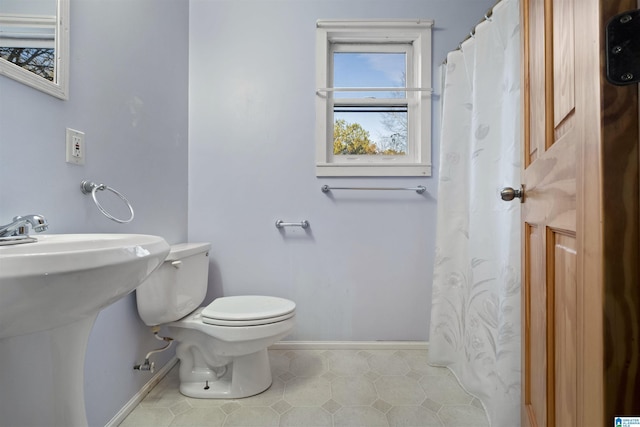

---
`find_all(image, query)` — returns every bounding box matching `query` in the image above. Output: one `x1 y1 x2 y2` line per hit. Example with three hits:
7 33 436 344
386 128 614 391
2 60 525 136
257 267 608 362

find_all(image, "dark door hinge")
606 9 640 85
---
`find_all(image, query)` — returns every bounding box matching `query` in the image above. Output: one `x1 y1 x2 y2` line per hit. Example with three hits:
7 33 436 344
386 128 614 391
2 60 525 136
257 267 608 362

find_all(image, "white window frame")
315 19 433 177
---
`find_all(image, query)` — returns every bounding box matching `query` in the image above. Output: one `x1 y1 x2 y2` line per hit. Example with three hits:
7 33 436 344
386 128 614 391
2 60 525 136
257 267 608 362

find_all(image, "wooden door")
521 0 640 426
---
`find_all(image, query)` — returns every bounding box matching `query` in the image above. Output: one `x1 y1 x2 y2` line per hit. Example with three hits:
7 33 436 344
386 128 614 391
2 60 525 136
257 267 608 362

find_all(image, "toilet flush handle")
171 260 182 269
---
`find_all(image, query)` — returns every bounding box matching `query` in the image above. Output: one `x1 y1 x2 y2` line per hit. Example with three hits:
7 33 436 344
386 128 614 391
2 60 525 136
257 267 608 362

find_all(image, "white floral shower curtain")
429 0 521 426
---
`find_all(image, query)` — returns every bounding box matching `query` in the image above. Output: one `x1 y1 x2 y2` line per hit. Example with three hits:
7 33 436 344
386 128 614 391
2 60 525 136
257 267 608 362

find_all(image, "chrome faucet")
0 215 49 237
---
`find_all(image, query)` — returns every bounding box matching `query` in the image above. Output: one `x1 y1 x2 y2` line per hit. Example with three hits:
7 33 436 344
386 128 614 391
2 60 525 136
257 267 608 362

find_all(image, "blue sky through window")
333 52 407 154
333 52 405 96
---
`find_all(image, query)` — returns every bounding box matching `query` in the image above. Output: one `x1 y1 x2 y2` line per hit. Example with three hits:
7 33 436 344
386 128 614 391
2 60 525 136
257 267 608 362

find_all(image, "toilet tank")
136 242 211 326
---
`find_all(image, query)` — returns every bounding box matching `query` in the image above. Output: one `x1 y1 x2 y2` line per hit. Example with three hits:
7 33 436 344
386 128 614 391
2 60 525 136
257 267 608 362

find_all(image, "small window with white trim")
315 20 433 177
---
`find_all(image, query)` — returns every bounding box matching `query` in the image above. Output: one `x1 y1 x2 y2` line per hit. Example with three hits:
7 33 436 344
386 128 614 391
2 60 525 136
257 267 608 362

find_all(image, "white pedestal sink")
0 234 169 427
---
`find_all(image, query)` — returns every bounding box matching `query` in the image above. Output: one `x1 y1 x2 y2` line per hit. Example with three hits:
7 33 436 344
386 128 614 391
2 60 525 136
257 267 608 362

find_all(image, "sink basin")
0 233 169 339
0 233 169 426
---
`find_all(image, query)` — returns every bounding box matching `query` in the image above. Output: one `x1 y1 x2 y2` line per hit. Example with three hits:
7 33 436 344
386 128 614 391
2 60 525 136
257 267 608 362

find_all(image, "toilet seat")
201 295 296 327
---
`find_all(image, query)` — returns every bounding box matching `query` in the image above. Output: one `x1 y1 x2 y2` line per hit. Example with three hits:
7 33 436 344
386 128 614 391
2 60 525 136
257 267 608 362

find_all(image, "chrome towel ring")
80 180 135 224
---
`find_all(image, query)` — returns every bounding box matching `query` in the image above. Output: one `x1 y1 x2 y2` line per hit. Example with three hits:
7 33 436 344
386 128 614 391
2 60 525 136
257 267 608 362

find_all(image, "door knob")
500 186 524 203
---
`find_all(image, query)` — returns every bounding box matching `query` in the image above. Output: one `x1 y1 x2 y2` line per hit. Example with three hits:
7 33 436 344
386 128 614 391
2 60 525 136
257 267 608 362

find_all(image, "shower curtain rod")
441 0 503 64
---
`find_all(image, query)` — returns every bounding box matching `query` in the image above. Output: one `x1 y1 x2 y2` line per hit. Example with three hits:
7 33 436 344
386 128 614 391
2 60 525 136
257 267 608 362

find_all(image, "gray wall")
188 0 493 341
0 0 189 426
0 0 493 425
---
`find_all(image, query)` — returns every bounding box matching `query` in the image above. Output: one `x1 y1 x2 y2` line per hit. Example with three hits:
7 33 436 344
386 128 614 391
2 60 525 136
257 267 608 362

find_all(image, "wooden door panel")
552 0 575 134
527 0 545 164
524 224 546 426
551 231 577 427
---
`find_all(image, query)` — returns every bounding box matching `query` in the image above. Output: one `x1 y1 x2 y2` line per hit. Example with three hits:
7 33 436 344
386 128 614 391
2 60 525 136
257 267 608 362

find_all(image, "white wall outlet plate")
66 128 85 165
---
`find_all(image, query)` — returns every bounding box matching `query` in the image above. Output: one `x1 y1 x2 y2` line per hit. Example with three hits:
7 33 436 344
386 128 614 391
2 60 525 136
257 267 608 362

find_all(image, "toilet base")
179 348 272 399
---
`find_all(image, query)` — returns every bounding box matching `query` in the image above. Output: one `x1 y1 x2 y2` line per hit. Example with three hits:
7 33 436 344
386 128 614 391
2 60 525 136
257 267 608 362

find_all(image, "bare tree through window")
0 47 54 81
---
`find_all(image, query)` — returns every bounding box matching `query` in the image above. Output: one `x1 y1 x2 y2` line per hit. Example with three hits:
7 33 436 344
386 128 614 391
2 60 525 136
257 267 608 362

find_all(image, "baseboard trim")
104 356 178 427
270 341 429 350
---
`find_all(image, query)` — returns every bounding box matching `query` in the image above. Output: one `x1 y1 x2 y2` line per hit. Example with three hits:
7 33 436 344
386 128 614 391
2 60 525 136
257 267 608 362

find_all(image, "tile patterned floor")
119 349 489 427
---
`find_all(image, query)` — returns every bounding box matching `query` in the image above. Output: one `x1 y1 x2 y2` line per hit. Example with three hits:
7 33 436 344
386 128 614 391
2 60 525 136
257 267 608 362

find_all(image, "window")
0 15 56 81
315 20 433 177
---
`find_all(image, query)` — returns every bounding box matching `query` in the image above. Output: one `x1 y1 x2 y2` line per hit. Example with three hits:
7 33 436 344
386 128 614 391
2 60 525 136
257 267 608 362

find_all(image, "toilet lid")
201 296 295 326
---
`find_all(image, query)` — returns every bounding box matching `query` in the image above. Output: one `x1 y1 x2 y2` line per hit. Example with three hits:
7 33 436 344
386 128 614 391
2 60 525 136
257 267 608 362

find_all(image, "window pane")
0 48 55 81
334 111 407 156
333 52 406 99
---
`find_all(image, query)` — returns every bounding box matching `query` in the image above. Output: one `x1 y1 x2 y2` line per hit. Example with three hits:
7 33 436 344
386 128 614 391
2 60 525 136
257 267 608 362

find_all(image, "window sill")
315 163 431 177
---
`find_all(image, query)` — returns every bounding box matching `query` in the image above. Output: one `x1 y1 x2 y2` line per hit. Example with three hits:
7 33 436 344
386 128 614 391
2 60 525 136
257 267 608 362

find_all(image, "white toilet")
135 242 295 399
